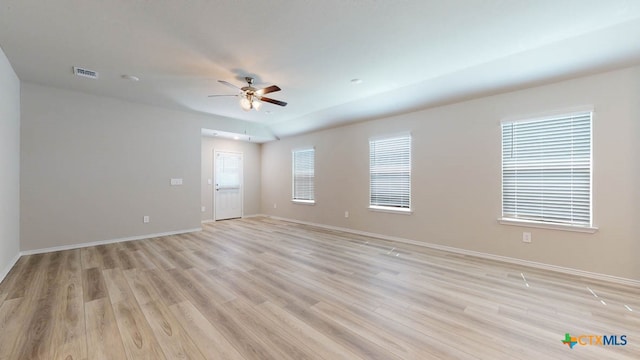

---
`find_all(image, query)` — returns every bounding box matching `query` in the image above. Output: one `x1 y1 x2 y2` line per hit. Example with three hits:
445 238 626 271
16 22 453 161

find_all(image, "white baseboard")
268 216 640 287
20 227 202 256
201 214 265 224
0 251 21 285
242 213 267 219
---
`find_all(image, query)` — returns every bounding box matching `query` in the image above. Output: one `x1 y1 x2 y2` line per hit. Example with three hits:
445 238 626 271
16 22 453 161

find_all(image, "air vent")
73 66 98 79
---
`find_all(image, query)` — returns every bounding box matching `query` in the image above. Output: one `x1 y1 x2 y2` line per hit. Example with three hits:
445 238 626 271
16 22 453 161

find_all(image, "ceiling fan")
209 77 287 111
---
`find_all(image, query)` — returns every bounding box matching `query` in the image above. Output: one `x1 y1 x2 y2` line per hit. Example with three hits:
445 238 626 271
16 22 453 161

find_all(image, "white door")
214 151 243 220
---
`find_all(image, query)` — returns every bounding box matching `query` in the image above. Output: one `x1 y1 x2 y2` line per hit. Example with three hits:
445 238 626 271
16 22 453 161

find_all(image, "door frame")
213 149 244 221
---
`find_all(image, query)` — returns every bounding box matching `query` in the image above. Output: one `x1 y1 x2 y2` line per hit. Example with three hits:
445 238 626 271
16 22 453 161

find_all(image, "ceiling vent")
73 66 98 79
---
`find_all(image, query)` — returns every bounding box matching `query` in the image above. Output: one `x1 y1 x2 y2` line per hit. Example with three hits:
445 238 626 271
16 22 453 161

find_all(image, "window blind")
501 112 592 226
369 134 411 210
292 148 315 201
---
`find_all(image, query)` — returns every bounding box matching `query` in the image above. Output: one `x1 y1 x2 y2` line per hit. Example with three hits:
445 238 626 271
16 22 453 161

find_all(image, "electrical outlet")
201 206 206 212
273 203 277 209
522 232 531 243
143 216 150 223
344 211 349 218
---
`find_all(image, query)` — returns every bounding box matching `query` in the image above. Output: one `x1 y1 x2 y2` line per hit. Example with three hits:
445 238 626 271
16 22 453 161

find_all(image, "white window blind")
501 112 592 226
369 134 411 210
292 148 315 202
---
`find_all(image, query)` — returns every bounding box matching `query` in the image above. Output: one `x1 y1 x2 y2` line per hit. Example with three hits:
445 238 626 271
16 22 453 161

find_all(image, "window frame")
499 110 597 233
369 133 412 214
292 147 315 204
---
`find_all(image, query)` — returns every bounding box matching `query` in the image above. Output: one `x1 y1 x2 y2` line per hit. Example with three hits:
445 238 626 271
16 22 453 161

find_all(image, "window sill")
369 206 412 215
292 199 315 205
498 217 598 233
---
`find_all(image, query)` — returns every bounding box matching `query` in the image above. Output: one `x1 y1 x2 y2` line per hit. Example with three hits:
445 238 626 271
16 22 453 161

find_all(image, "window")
292 148 315 203
501 111 592 228
369 134 411 211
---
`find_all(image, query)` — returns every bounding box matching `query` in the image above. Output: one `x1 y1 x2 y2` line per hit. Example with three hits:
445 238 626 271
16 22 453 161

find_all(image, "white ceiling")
2 1 640 140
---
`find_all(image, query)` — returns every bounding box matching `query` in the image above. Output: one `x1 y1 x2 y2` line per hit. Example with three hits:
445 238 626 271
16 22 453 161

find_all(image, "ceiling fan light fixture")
212 77 286 111
240 97 252 111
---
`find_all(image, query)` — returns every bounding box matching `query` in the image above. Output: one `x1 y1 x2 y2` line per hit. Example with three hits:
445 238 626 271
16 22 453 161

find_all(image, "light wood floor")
0 217 638 359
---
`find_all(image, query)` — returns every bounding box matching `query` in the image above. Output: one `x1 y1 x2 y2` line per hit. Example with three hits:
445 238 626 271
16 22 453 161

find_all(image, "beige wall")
12 62 640 280
261 65 640 281
201 137 262 221
0 46 21 279
20 83 206 251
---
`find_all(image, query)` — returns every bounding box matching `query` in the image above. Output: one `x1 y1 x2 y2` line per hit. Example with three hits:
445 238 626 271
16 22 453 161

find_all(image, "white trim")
242 213 267 219
202 214 266 223
0 252 21 284
368 206 412 215
498 218 598 233
292 147 315 203
292 200 316 205
20 228 202 256
498 110 598 228
369 134 412 210
268 216 640 287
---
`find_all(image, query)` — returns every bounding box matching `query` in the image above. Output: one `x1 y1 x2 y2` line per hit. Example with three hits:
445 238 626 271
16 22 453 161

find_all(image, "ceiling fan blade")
208 94 237 97
255 85 281 96
260 97 287 107
218 80 241 90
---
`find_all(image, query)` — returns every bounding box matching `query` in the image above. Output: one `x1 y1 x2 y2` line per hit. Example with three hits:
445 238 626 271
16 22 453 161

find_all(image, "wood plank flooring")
0 217 638 359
